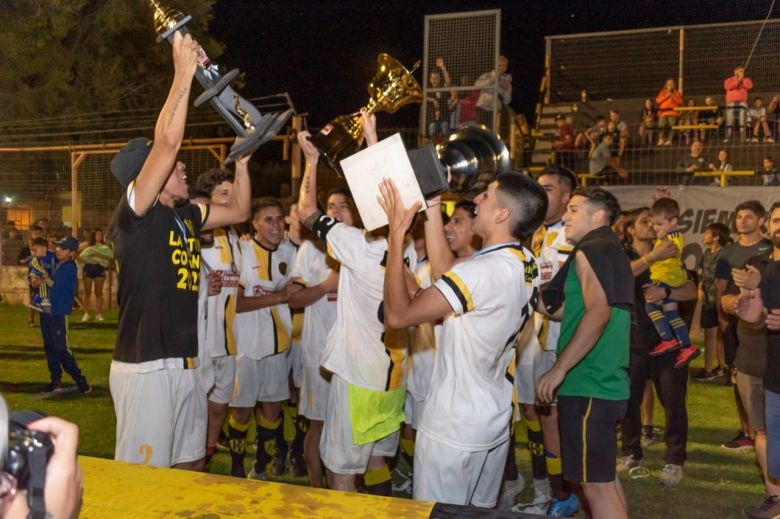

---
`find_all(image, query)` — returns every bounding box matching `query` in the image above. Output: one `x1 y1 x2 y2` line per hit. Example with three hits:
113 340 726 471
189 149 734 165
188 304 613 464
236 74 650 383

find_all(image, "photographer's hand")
27 417 83 519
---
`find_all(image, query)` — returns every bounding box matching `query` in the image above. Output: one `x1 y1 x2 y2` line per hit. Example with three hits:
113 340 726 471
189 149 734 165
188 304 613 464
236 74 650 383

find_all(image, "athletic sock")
256 414 281 474
290 407 308 470
228 415 249 476
364 463 393 496
666 310 691 347
526 419 546 481
646 303 674 341
546 452 568 500
399 437 415 467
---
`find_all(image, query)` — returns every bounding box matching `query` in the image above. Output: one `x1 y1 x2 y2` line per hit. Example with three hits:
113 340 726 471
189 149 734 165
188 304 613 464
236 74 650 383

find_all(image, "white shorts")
231 353 290 408
404 391 425 430
320 374 399 475
288 343 303 389
414 430 509 507
516 342 557 406
207 355 236 405
109 363 206 467
299 365 331 421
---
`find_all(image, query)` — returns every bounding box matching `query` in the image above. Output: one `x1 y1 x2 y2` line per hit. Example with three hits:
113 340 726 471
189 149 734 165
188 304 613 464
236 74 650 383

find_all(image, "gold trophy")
311 53 422 175
149 0 293 163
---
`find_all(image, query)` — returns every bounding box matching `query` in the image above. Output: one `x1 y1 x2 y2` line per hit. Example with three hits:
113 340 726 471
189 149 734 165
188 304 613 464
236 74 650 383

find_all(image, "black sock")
228 416 249 477
527 419 546 481
365 464 393 496
255 415 281 473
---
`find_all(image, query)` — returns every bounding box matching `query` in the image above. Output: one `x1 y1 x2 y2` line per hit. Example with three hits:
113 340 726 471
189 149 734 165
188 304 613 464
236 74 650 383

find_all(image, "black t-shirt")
109 196 209 364
715 238 773 293
759 256 780 392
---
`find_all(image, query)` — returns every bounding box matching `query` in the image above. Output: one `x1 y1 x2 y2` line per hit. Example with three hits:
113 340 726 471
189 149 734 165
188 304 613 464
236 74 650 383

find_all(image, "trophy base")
157 14 192 42
194 68 240 108
225 108 294 164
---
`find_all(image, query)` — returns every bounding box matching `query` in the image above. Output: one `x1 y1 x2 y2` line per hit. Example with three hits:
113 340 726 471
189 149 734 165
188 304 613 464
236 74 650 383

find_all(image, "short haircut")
30 225 43 232
454 200 477 218
610 109 620 115
769 201 780 217
195 168 235 197
650 197 680 220
596 115 606 121
735 200 766 219
326 186 353 202
252 197 283 218
32 237 48 247
704 222 732 247
574 187 621 225
539 165 577 193
755 96 763 102
494 172 548 241
765 155 775 164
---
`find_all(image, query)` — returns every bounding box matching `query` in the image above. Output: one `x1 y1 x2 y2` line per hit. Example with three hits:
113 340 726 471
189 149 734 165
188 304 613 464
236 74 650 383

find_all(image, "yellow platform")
79 456 435 518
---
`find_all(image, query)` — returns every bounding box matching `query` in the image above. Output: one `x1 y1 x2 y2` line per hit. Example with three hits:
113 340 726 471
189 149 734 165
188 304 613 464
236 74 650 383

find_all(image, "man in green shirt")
537 187 633 519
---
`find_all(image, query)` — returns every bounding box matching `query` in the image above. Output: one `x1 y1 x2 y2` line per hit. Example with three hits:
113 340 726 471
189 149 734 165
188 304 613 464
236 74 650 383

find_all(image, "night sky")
209 0 774 128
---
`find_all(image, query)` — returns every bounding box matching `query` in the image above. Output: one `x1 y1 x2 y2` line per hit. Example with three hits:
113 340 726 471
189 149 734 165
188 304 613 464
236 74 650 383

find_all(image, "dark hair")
252 197 283 218
735 200 766 219
574 187 621 225
764 156 775 164
31 237 48 247
623 206 650 244
30 225 43 233
89 229 104 246
538 165 577 193
195 168 235 197
609 109 620 115
326 186 353 202
453 200 477 218
325 187 362 227
596 115 606 121
755 96 764 102
769 201 780 217
494 172 548 241
650 197 680 220
704 222 732 247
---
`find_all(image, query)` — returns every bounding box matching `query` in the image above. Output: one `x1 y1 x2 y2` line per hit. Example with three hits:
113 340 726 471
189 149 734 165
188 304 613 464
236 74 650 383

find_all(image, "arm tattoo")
165 87 188 130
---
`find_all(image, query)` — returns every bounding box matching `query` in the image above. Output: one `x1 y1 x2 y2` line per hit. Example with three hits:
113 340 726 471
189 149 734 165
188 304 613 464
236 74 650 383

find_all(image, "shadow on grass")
68 322 117 331
0 344 114 355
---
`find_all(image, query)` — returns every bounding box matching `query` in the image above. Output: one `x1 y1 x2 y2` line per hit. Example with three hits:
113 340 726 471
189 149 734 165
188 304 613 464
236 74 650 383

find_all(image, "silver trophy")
150 0 293 163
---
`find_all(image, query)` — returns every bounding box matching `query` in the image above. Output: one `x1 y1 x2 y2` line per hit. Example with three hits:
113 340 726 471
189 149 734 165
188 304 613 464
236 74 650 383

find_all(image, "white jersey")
291 240 338 368
311 217 416 391
422 243 540 451
531 220 572 351
407 258 439 400
234 238 297 360
197 227 241 358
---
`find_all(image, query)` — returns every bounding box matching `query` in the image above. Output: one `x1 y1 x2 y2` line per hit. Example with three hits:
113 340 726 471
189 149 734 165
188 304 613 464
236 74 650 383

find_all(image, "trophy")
437 125 510 195
149 0 293 163
310 53 423 175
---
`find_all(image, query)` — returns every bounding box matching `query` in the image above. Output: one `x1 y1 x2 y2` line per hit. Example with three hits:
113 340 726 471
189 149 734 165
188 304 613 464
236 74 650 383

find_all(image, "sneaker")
81 313 90 322
664 139 673 146
27 320 36 327
748 495 780 519
96 313 105 322
547 493 581 517
674 346 700 369
714 365 727 378
617 455 642 473
657 139 665 146
27 302 43 313
693 368 717 381
271 454 287 477
649 338 680 357
78 380 93 394
512 479 551 511
513 500 551 515
766 138 776 144
391 467 413 494
42 381 62 394
642 425 657 447
722 431 754 451
290 453 306 478
659 463 683 487
230 462 246 478
217 430 230 451
496 474 526 510
247 462 267 481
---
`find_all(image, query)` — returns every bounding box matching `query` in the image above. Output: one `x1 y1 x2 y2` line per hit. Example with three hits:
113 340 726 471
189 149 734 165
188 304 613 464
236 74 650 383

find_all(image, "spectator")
723 66 753 143
609 110 629 159
426 57 454 143
512 113 533 169
655 79 683 146
701 96 723 143
748 97 774 143
18 225 44 327
589 133 628 181
766 94 780 140
675 140 706 183
455 75 479 128
679 99 700 145
77 229 113 322
475 55 513 134
760 156 779 186
708 149 733 186
575 115 607 151
552 114 576 171
694 222 731 381
639 98 658 147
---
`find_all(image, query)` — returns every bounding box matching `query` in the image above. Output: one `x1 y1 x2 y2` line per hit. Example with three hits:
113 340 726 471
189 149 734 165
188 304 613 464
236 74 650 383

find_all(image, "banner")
607 186 779 269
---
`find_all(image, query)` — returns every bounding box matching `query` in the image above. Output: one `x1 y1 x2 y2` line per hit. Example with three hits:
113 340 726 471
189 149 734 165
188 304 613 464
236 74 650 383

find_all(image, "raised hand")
172 31 199 80
297 130 320 162
377 178 421 241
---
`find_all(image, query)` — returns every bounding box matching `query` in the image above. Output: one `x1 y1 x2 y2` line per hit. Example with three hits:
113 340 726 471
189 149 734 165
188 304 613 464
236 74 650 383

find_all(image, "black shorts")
83 263 106 279
559 395 627 483
700 303 719 329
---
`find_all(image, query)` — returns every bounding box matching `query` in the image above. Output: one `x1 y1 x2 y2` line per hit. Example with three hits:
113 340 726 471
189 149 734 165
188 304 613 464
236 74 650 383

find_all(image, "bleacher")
530 18 780 186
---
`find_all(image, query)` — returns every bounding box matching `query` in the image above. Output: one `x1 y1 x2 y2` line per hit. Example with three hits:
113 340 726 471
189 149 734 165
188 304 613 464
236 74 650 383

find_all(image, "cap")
554 114 566 121
111 138 153 188
55 236 79 252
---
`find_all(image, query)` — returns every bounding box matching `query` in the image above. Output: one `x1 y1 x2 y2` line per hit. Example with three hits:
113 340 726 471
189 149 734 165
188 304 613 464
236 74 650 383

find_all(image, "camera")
6 410 53 518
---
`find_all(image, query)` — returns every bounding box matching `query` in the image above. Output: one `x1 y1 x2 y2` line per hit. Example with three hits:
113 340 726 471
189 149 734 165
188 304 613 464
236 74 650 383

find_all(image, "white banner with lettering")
606 186 779 269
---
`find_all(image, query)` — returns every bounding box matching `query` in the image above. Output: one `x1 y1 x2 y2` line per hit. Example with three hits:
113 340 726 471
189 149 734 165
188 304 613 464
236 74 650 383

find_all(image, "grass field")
0 302 768 518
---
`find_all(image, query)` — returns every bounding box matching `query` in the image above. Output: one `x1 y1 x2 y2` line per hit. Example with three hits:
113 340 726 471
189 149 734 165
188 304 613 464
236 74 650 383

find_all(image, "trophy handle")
194 68 240 107
156 14 192 43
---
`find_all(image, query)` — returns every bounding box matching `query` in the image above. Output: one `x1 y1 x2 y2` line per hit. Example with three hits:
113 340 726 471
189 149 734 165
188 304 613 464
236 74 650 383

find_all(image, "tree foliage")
0 0 221 120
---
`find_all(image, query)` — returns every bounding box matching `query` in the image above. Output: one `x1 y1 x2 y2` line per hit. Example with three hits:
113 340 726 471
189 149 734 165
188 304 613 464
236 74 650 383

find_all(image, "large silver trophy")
149 0 293 163
410 125 510 198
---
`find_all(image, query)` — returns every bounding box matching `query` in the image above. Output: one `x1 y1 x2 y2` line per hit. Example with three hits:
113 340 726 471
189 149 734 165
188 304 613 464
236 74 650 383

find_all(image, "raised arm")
423 197 457 280
296 131 321 223
132 32 198 215
203 143 252 230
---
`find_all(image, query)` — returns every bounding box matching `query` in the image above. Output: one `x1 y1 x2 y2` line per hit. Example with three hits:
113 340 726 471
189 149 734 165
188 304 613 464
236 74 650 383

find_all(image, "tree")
0 0 222 120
